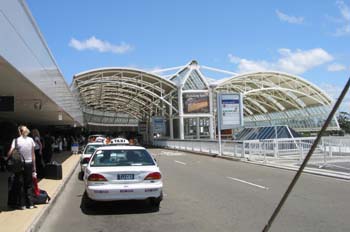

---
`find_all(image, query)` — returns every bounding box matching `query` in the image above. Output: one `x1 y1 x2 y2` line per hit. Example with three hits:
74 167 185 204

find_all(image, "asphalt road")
38 149 350 232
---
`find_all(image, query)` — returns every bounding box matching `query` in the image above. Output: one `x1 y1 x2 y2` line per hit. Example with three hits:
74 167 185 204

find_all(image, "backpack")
33 189 51 204
6 139 25 173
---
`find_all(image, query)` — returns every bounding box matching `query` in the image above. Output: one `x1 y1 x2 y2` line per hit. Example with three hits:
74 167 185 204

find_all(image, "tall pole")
169 97 174 139
209 87 215 140
178 85 184 140
217 94 222 156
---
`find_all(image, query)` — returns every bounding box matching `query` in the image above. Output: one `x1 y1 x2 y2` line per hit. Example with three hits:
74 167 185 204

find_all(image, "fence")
153 139 244 157
153 136 350 169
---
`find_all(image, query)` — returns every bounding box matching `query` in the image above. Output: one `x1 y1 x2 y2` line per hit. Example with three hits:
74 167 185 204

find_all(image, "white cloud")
276 10 304 24
327 63 346 72
335 24 350 36
337 0 350 20
319 83 350 112
228 48 333 75
334 1 350 36
69 36 133 54
147 66 163 73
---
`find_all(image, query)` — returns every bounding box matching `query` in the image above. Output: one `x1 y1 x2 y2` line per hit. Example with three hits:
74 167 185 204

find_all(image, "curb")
243 159 350 180
26 156 80 232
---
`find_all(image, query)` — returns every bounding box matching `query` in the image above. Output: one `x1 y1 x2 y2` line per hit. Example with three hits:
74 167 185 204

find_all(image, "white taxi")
83 145 163 207
80 142 104 173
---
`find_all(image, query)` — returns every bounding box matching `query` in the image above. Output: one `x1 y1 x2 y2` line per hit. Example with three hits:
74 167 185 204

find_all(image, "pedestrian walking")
7 125 36 209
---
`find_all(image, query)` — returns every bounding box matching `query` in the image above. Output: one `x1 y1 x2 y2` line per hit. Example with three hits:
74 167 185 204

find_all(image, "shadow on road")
80 191 160 215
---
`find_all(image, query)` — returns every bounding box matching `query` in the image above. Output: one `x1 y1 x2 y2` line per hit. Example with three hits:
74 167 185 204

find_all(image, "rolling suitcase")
45 161 62 180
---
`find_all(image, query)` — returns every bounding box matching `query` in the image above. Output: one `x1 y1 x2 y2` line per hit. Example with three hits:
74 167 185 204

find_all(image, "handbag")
6 139 25 173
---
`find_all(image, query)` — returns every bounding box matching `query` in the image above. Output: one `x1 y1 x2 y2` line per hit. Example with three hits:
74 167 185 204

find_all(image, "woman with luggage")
7 125 36 209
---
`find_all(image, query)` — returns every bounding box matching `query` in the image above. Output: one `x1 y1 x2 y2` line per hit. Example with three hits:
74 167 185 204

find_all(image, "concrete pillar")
196 117 200 139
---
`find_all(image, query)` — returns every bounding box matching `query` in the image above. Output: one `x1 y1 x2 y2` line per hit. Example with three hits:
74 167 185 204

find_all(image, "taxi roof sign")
110 138 129 145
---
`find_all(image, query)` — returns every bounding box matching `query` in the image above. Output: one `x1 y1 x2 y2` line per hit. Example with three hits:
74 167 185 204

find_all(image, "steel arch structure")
214 71 338 131
72 68 178 127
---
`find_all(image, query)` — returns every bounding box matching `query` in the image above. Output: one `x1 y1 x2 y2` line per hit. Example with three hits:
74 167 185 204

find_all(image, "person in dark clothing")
43 133 54 164
32 129 44 178
0 145 5 171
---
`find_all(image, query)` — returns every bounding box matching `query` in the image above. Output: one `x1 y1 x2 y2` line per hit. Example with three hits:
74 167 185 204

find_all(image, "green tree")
337 112 350 134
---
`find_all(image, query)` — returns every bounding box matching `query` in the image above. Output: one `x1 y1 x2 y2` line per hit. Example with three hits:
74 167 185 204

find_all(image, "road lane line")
227 177 269 190
175 160 187 165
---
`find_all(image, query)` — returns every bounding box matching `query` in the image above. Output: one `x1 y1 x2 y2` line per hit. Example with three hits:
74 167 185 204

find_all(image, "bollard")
263 143 267 164
274 140 278 158
299 141 303 162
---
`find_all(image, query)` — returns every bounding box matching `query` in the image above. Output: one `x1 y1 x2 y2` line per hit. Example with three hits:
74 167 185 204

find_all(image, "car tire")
150 191 163 208
83 191 95 208
78 171 84 181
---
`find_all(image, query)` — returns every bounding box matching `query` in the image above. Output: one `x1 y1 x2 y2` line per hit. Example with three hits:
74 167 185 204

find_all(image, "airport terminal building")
0 0 339 142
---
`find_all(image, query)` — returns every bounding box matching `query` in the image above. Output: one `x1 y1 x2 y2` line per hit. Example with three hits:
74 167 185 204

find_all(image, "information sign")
217 93 243 129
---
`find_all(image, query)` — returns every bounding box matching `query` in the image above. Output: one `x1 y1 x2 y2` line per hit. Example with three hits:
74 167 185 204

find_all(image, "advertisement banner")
183 92 209 114
217 93 243 129
152 116 165 134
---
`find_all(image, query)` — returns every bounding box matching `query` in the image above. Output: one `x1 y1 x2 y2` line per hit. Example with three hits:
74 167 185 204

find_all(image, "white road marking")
160 151 185 156
175 160 187 165
323 164 350 171
226 177 269 190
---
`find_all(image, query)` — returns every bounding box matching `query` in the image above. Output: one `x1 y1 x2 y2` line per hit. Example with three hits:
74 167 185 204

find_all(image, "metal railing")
153 139 245 157
153 136 350 171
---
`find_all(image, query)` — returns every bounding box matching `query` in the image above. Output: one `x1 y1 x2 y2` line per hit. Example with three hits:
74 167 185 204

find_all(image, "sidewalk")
0 151 80 232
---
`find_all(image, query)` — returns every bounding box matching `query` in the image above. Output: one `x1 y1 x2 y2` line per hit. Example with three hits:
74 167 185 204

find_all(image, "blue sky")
27 0 350 109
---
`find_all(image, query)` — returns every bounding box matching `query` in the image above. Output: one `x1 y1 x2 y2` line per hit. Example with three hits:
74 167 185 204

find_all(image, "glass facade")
244 106 338 131
184 118 197 139
199 118 210 139
183 70 207 90
184 117 210 139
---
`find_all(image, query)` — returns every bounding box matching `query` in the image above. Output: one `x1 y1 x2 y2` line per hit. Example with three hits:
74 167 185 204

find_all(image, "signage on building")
152 116 166 134
138 122 147 134
217 93 243 129
183 92 209 114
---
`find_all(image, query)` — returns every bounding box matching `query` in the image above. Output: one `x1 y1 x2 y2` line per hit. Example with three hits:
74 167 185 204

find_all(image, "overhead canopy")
214 71 338 131
215 71 332 115
72 68 178 126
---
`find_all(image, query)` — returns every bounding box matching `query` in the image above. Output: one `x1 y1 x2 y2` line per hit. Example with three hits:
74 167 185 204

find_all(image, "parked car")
80 142 104 173
83 145 163 208
87 134 105 143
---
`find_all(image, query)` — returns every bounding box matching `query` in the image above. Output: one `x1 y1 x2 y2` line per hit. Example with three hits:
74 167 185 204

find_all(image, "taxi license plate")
117 174 134 180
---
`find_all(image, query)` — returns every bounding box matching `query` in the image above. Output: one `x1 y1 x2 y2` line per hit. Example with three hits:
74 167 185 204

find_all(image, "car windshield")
90 149 155 167
84 144 103 154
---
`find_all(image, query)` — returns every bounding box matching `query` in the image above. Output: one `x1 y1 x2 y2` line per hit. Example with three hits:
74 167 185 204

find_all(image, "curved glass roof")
72 61 338 131
215 71 332 115
72 68 178 126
